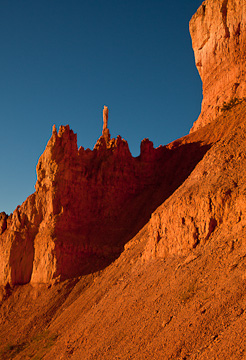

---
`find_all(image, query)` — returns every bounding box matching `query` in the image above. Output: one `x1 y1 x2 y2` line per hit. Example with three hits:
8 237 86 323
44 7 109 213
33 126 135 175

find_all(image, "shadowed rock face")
0 124 158 284
0 119 211 285
31 125 170 283
190 0 246 132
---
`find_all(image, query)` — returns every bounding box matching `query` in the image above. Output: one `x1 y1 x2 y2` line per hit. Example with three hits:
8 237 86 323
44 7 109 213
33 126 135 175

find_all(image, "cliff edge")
190 0 246 132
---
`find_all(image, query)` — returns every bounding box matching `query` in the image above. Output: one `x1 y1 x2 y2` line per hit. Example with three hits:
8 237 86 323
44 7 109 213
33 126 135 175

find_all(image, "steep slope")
0 103 246 359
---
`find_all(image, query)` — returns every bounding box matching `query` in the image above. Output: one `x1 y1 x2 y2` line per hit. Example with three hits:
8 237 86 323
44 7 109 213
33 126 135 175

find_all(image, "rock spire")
103 105 108 131
102 105 110 142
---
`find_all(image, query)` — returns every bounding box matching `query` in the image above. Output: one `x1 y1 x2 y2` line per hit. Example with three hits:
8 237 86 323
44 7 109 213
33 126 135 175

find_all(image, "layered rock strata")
190 0 246 132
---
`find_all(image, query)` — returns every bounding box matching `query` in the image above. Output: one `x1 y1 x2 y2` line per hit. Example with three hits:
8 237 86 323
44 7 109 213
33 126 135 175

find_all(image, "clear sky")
0 0 203 215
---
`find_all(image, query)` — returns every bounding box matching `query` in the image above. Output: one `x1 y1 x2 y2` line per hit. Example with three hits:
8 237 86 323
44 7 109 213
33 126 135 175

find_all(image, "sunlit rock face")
190 0 246 132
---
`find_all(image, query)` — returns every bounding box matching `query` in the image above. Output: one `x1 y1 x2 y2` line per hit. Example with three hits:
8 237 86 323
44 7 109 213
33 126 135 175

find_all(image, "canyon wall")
190 0 246 132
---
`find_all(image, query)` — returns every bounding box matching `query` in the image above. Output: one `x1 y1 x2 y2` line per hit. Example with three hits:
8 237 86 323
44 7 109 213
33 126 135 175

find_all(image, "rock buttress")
190 0 246 132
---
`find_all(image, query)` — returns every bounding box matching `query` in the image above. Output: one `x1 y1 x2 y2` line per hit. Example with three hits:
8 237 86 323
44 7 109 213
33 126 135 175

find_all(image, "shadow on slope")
77 100 246 277
71 141 211 278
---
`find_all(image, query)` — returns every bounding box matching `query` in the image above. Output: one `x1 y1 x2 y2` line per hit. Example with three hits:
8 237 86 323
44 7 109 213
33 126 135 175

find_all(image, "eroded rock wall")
0 124 172 285
190 0 246 132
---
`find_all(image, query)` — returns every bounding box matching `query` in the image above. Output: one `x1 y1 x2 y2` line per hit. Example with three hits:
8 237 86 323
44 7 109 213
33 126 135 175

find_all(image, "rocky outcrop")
102 105 110 141
0 108 178 285
0 103 215 286
0 213 7 234
190 0 246 132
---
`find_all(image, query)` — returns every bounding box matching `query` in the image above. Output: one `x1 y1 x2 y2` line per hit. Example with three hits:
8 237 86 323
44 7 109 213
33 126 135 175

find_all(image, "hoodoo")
102 105 108 131
102 105 110 142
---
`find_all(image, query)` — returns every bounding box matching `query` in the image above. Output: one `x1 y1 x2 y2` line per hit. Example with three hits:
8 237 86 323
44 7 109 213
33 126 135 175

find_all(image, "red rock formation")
1 103 246 358
0 109 213 286
0 213 7 234
1 108 180 284
190 0 246 132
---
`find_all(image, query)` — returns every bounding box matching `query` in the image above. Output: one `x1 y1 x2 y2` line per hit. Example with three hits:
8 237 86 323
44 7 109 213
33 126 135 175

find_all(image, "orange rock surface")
190 0 246 132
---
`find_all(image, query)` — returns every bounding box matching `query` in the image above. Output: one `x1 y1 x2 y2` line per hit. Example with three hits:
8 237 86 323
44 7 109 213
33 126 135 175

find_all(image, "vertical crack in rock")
221 0 230 38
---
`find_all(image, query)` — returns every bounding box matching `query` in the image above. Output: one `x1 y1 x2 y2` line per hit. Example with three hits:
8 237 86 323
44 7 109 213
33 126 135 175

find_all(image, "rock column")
102 105 110 142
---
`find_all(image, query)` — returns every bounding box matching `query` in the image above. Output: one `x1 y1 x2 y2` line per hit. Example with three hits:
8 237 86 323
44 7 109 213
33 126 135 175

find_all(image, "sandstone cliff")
190 0 246 132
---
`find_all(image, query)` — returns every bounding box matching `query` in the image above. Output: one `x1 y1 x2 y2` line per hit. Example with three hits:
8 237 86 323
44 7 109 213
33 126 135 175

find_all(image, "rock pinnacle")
102 105 110 142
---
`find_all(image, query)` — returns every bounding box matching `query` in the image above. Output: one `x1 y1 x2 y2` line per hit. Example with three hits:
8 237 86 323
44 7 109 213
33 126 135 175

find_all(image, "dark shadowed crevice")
221 0 230 38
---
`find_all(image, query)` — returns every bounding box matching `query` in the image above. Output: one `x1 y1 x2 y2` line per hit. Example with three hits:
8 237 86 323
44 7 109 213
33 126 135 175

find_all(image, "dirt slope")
0 102 246 359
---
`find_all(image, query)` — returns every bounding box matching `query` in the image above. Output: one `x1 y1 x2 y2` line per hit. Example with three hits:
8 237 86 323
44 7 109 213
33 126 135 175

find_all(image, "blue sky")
0 0 203 215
